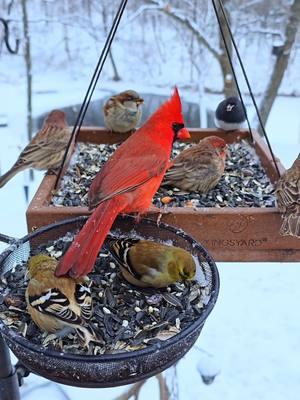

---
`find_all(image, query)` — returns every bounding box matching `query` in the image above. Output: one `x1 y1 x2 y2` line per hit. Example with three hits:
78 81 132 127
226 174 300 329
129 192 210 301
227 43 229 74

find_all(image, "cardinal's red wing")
88 151 168 209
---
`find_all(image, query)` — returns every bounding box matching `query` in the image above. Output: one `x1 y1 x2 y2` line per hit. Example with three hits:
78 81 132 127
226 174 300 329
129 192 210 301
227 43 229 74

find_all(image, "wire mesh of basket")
0 215 219 388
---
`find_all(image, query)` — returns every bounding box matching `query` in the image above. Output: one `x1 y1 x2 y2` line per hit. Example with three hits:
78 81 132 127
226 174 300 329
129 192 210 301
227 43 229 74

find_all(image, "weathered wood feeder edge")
26 128 300 262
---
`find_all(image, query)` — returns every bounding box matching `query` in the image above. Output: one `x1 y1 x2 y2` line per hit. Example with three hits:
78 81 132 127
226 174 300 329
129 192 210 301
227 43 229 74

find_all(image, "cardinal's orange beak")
177 127 190 140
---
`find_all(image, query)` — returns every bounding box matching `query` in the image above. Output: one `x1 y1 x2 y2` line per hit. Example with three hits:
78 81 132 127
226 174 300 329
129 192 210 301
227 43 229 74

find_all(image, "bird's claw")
46 168 59 176
42 333 58 346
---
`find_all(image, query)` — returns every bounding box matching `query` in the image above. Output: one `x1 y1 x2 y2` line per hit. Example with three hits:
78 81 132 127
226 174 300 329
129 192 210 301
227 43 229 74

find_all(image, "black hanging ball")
214 96 246 131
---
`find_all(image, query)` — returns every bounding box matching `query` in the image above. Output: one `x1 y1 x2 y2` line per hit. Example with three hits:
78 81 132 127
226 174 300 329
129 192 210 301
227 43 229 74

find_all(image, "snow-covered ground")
0 73 299 400
0 8 299 395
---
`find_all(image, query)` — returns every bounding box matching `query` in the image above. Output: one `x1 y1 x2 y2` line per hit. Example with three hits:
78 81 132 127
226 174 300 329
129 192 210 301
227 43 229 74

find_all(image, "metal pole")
0 334 20 400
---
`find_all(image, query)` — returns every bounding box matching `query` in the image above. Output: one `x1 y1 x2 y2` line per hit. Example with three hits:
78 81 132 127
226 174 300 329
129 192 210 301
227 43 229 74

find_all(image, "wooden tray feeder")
26 127 300 262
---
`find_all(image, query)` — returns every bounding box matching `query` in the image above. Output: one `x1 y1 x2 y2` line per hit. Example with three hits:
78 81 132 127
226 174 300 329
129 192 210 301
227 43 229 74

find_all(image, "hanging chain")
54 0 128 189
212 0 281 178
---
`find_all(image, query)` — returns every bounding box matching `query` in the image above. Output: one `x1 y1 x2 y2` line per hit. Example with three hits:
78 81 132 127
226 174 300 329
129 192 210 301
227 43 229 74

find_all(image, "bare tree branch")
139 0 221 60
20 0 32 144
258 0 300 133
113 379 147 400
156 373 170 400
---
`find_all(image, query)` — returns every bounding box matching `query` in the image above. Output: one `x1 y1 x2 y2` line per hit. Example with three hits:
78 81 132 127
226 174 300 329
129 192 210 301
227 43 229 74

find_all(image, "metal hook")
0 17 20 54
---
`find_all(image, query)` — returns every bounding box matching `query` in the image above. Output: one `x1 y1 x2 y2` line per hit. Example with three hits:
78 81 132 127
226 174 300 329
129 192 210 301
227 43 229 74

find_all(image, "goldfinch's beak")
177 127 190 140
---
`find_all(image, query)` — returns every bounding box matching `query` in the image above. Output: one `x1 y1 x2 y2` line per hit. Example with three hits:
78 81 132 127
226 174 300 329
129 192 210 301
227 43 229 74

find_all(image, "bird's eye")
172 122 184 136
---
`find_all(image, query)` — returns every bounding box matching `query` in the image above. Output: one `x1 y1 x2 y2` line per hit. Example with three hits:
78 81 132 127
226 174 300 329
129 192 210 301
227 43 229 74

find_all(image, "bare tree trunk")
20 0 33 179
217 0 235 97
258 0 300 133
108 51 121 81
0 2 10 55
20 0 32 140
63 0 72 61
156 373 170 400
113 379 147 400
142 0 232 96
101 4 121 81
113 374 170 400
86 0 92 19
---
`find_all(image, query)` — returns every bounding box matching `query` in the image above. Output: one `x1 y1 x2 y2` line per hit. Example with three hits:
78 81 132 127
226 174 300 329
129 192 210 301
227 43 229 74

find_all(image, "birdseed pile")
0 233 210 355
51 140 275 208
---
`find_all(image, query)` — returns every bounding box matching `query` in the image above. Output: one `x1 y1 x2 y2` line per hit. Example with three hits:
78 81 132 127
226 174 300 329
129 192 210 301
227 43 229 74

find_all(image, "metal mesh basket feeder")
0 215 219 388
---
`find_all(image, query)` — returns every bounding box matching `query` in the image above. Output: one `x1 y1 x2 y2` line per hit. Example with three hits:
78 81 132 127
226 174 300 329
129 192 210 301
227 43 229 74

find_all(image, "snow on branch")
130 0 221 61
123 4 163 25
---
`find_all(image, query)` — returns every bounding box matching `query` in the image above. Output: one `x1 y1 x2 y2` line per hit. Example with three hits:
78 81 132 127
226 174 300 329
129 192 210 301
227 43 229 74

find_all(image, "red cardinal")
55 88 190 278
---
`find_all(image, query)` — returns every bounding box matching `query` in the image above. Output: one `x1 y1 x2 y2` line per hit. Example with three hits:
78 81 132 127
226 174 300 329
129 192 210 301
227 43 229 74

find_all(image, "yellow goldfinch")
107 238 196 288
25 254 101 347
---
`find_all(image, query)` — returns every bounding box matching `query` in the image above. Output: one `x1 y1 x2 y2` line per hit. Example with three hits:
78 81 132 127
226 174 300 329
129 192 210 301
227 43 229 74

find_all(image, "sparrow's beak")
177 127 190 140
136 98 144 105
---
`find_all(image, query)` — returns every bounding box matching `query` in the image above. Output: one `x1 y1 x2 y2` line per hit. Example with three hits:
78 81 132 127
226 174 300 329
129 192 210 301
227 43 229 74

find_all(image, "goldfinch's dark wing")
107 238 142 280
74 281 93 321
28 288 83 326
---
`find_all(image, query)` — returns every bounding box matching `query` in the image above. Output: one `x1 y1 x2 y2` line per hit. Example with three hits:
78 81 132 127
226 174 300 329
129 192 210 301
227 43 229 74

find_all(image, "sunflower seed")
0 231 211 356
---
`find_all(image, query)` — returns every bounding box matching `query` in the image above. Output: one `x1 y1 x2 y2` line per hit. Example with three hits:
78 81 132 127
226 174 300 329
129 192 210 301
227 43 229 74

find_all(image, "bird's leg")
43 327 74 346
128 128 136 135
135 213 142 223
119 212 140 223
46 168 59 176
148 205 161 213
43 333 57 346
130 207 162 226
147 205 165 226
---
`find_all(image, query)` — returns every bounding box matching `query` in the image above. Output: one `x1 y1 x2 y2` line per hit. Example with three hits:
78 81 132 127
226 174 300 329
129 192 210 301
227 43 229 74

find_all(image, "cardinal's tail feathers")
280 210 300 238
0 164 26 188
55 196 128 277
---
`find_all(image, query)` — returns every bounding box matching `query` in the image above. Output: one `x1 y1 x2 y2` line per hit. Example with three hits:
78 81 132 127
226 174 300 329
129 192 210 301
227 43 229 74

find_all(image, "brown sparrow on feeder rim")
0 110 71 188
103 90 144 133
275 153 300 238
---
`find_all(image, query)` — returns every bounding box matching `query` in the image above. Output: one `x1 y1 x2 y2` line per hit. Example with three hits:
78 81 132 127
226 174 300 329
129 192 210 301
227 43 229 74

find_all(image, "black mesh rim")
0 215 220 363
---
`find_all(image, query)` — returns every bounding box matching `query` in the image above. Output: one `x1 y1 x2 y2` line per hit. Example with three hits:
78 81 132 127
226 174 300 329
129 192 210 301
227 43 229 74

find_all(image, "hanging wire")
211 1 254 142
212 0 281 178
54 0 128 188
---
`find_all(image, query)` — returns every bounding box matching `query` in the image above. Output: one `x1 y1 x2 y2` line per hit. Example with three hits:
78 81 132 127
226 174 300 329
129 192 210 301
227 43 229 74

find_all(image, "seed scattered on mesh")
51 140 275 208
0 232 210 355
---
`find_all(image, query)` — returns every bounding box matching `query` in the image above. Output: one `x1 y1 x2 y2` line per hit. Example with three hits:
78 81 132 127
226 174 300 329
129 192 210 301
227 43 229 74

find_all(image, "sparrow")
275 153 300 237
163 136 227 193
103 90 144 133
0 109 71 188
106 238 196 288
25 254 101 347
214 96 246 131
